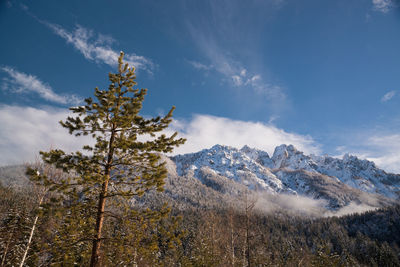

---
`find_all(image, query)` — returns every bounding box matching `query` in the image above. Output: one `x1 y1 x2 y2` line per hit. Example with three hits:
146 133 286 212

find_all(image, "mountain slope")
171 144 399 210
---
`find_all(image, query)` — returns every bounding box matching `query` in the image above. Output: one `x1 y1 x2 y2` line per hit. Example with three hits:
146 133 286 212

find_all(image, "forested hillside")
1 182 400 266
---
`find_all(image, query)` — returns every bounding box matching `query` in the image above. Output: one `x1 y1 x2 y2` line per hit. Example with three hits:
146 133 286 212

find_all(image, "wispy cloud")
168 114 321 156
1 66 80 105
187 54 285 102
184 1 286 105
42 23 154 73
186 60 213 71
21 4 154 72
372 0 396 13
191 42 285 95
381 90 396 102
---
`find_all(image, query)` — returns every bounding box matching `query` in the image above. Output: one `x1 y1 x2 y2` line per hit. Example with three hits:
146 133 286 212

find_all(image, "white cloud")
1 66 80 105
338 133 400 173
169 114 321 156
245 74 286 100
5 106 399 176
231 75 243 86
186 60 213 71
372 0 395 13
361 134 400 173
43 23 154 73
0 107 320 166
246 75 261 84
0 105 91 166
381 90 396 102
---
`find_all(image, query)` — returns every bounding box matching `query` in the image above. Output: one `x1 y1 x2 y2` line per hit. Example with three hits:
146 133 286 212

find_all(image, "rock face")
171 144 400 210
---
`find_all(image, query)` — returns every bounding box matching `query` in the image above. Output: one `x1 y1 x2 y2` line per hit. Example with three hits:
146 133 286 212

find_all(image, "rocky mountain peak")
342 153 377 170
270 144 315 170
272 144 291 168
171 144 400 207
272 144 299 159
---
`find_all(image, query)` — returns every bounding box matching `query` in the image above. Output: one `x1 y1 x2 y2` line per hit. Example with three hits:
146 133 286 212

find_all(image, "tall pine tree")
27 52 185 266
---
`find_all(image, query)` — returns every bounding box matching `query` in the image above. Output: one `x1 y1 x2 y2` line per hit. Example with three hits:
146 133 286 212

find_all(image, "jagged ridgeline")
161 144 399 212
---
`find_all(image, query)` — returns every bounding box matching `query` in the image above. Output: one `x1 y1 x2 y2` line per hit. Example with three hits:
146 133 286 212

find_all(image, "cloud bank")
0 105 93 166
0 105 97 165
4 106 399 175
0 106 320 166
1 66 80 105
170 114 321 156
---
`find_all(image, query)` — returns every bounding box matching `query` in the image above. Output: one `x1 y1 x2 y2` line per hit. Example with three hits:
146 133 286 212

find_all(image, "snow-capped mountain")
171 144 400 210
1 144 398 213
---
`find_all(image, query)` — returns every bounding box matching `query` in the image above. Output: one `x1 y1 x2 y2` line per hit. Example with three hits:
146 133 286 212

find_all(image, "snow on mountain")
173 144 284 193
312 154 400 198
269 144 400 198
171 144 400 209
271 144 318 172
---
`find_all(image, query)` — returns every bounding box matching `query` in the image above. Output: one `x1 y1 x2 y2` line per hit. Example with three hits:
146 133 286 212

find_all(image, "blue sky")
1 0 400 172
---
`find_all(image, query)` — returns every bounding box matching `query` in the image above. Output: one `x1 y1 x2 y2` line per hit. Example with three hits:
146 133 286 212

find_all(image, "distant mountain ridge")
171 144 400 210
1 144 399 213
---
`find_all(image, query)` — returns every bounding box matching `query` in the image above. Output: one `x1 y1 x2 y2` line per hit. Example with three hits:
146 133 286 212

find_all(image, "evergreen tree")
27 52 185 266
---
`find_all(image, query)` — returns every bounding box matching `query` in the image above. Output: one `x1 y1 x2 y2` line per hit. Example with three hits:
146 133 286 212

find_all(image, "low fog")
252 192 379 218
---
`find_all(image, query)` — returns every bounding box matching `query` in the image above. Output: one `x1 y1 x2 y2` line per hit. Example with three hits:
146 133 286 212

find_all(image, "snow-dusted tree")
27 52 185 266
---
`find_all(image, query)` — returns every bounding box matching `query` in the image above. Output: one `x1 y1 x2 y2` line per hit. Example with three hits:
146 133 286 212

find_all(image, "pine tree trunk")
90 125 116 267
90 178 110 267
